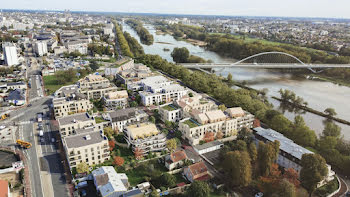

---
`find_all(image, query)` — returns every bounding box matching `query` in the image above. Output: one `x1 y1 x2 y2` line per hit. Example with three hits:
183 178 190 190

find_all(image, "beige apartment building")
53 94 93 118
57 113 97 137
103 90 128 109
63 130 110 169
78 74 118 100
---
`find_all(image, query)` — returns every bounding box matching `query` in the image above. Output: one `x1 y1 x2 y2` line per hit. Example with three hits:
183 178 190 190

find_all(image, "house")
253 127 335 187
123 122 167 154
183 161 209 182
7 89 26 106
165 150 188 170
92 166 129 197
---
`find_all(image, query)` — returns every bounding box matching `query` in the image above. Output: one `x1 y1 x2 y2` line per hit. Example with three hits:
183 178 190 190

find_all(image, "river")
122 23 350 140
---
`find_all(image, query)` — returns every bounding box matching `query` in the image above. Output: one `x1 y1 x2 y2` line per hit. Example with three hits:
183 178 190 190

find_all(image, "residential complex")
53 92 93 118
2 42 19 66
123 122 167 154
103 90 128 109
34 41 48 56
104 107 148 131
78 74 118 100
57 113 96 137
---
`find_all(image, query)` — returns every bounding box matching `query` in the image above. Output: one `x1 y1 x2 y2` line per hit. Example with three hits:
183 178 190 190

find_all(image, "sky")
1 0 350 19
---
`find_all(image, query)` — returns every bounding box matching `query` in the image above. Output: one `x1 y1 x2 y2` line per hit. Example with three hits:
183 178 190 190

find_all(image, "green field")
43 75 76 95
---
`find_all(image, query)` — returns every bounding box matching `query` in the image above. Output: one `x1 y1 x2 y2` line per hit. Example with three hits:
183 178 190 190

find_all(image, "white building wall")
3 44 19 66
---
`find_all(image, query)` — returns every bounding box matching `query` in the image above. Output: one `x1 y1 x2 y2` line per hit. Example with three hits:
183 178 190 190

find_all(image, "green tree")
166 138 177 152
171 47 190 63
149 116 156 123
104 126 114 138
300 154 328 197
272 179 296 197
322 122 341 138
160 173 176 188
232 140 247 152
227 73 233 83
186 181 210 197
291 116 317 147
76 162 89 173
150 186 160 197
257 141 280 176
218 104 227 111
223 151 252 187
324 108 337 117
248 142 258 162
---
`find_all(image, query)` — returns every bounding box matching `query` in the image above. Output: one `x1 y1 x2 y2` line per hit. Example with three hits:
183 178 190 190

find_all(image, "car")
40 138 45 143
51 138 55 143
0 126 6 130
81 189 87 197
255 192 264 197
27 104 32 107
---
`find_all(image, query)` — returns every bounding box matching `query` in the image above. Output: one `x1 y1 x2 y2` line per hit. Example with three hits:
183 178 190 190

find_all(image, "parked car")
0 125 6 130
255 192 263 197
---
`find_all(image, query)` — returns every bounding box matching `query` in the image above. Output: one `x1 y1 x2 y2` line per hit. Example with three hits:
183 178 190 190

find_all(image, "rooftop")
92 166 128 197
63 130 107 149
126 123 159 139
170 150 187 163
253 127 313 160
226 107 245 118
58 113 93 126
194 140 223 151
162 104 179 111
183 119 200 128
187 161 208 176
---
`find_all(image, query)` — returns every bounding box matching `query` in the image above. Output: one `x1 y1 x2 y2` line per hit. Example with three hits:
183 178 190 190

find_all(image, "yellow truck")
16 139 32 149
0 114 10 121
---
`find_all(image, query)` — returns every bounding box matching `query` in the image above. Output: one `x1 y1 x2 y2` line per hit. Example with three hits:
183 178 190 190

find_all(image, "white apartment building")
103 107 148 132
159 103 182 122
253 127 335 187
179 109 238 145
57 113 97 137
226 107 255 129
138 76 188 106
53 93 93 118
78 74 118 100
2 42 19 66
34 41 48 56
103 90 128 109
63 130 110 169
65 42 88 54
123 123 167 154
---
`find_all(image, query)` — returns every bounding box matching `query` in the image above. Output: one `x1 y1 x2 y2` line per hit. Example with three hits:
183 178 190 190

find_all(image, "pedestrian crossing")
18 121 33 125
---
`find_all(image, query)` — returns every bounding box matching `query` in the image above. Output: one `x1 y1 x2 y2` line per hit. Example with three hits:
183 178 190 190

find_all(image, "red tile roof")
170 150 187 163
188 161 208 177
0 180 9 197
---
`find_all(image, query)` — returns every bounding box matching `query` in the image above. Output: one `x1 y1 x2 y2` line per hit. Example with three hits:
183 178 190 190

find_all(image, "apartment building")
253 127 335 187
103 107 148 131
226 107 255 129
138 76 188 106
123 122 167 154
2 42 18 66
34 41 48 56
103 90 128 109
159 103 182 122
78 74 118 100
57 113 96 137
53 93 93 118
62 130 110 169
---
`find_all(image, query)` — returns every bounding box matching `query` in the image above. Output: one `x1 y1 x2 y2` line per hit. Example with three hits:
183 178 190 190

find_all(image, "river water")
122 23 350 140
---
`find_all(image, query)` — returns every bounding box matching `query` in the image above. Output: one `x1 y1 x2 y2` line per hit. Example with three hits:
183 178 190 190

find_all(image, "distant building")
34 41 48 56
183 161 209 182
165 150 188 170
0 81 26 91
92 166 129 197
7 89 26 106
104 108 148 132
2 42 19 66
253 127 335 187
123 122 167 154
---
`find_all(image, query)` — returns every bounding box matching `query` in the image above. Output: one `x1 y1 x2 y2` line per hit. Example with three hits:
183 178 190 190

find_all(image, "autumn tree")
273 179 297 197
114 156 125 166
104 126 115 139
283 168 300 187
109 140 116 151
257 141 280 176
223 151 252 187
166 138 177 152
134 147 143 160
76 162 89 173
203 132 215 143
300 154 328 197
248 142 258 162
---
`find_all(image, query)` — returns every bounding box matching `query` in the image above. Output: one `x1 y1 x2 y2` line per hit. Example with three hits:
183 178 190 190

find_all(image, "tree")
273 179 297 197
186 181 210 197
134 147 143 160
160 173 176 188
248 142 258 162
104 126 115 138
223 151 252 187
166 138 177 152
171 47 190 63
114 156 125 166
257 141 280 176
322 122 341 138
218 104 227 111
76 162 89 173
109 140 116 151
165 120 172 128
237 127 253 143
150 186 160 197
300 154 328 197
203 132 215 142
324 108 337 117
227 73 233 83
89 61 100 71
149 116 156 123
283 168 300 187
232 140 247 152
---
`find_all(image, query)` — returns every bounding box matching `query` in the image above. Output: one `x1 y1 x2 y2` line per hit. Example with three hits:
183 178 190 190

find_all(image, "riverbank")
272 96 350 126
309 74 350 88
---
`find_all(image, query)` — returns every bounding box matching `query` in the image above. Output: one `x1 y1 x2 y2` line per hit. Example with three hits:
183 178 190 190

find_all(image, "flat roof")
253 127 313 160
58 113 93 126
126 123 159 139
205 110 226 122
194 140 223 151
63 130 106 149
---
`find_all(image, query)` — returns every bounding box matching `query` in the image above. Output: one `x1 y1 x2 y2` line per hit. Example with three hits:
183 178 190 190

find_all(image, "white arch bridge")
180 52 350 73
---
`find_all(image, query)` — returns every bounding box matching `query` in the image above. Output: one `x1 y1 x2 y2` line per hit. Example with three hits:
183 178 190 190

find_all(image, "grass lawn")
43 75 76 95
95 117 107 124
173 173 188 184
162 104 178 111
183 119 200 128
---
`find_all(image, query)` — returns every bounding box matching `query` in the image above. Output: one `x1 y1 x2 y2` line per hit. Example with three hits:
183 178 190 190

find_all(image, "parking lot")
0 126 16 146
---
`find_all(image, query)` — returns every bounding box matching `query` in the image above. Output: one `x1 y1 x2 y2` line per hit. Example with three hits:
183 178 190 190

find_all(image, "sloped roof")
170 150 187 163
188 161 207 177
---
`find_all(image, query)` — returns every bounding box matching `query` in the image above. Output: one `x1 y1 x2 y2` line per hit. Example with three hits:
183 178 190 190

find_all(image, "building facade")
57 113 96 137
53 95 93 118
3 42 18 66
34 41 48 56
104 108 148 132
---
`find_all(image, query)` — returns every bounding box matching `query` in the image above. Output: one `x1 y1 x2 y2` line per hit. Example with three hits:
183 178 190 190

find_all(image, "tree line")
123 31 145 57
126 19 154 45
135 54 350 176
171 47 211 63
114 22 134 58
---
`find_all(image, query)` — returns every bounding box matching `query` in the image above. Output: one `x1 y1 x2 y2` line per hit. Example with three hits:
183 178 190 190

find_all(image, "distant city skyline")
1 0 349 19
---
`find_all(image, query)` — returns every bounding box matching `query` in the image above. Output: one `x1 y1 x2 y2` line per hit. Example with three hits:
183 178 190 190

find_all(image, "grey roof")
122 189 143 197
253 127 313 160
7 81 25 86
75 127 97 135
194 140 223 151
7 89 25 101
64 131 107 148
109 108 137 122
58 113 93 126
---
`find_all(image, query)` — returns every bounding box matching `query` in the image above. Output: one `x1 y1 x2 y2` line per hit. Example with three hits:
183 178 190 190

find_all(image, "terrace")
162 104 179 111
183 119 201 128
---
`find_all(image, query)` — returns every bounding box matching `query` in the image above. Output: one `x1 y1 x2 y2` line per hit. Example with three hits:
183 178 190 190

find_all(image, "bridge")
180 52 350 73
